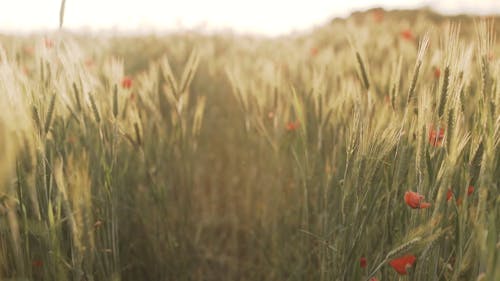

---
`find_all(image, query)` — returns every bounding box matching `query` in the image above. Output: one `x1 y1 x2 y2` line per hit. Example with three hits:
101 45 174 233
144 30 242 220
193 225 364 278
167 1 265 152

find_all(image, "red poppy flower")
286 121 300 131
360 256 367 268
404 191 431 209
372 10 384 23
401 29 414 41
428 126 445 147
44 38 54 48
310 47 319 56
456 197 463 206
23 46 34 56
121 76 133 89
389 254 416 275
467 185 474 196
85 59 94 68
32 260 43 267
446 189 453 201
434 67 441 79
369 278 379 281
384 95 391 105
22 66 30 76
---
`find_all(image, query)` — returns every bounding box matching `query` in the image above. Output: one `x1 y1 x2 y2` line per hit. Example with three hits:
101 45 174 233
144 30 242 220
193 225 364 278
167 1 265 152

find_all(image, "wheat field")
0 8 499 281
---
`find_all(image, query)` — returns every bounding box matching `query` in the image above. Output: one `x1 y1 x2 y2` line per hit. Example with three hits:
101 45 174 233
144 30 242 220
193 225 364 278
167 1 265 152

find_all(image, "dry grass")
0 8 499 281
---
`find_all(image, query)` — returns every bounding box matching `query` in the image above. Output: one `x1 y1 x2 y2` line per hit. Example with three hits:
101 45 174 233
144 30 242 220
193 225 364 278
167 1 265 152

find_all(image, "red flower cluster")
23 46 34 56
434 67 441 79
85 59 94 68
32 260 43 267
372 10 384 23
447 186 474 205
401 29 414 41
122 76 133 89
360 256 367 268
310 47 319 56
468 185 474 195
446 189 453 201
428 126 445 147
44 38 54 48
405 191 431 209
286 120 300 132
359 257 379 280
389 254 416 275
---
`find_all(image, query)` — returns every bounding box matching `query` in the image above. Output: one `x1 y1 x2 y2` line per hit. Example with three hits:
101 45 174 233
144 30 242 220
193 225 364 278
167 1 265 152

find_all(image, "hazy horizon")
1 0 500 36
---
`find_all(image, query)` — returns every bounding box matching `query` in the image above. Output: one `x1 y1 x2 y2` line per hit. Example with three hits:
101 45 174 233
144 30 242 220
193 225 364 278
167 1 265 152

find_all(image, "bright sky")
1 0 499 36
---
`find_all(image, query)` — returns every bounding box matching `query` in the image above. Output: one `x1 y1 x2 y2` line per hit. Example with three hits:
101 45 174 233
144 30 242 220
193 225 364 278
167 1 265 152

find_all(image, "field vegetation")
0 8 499 281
